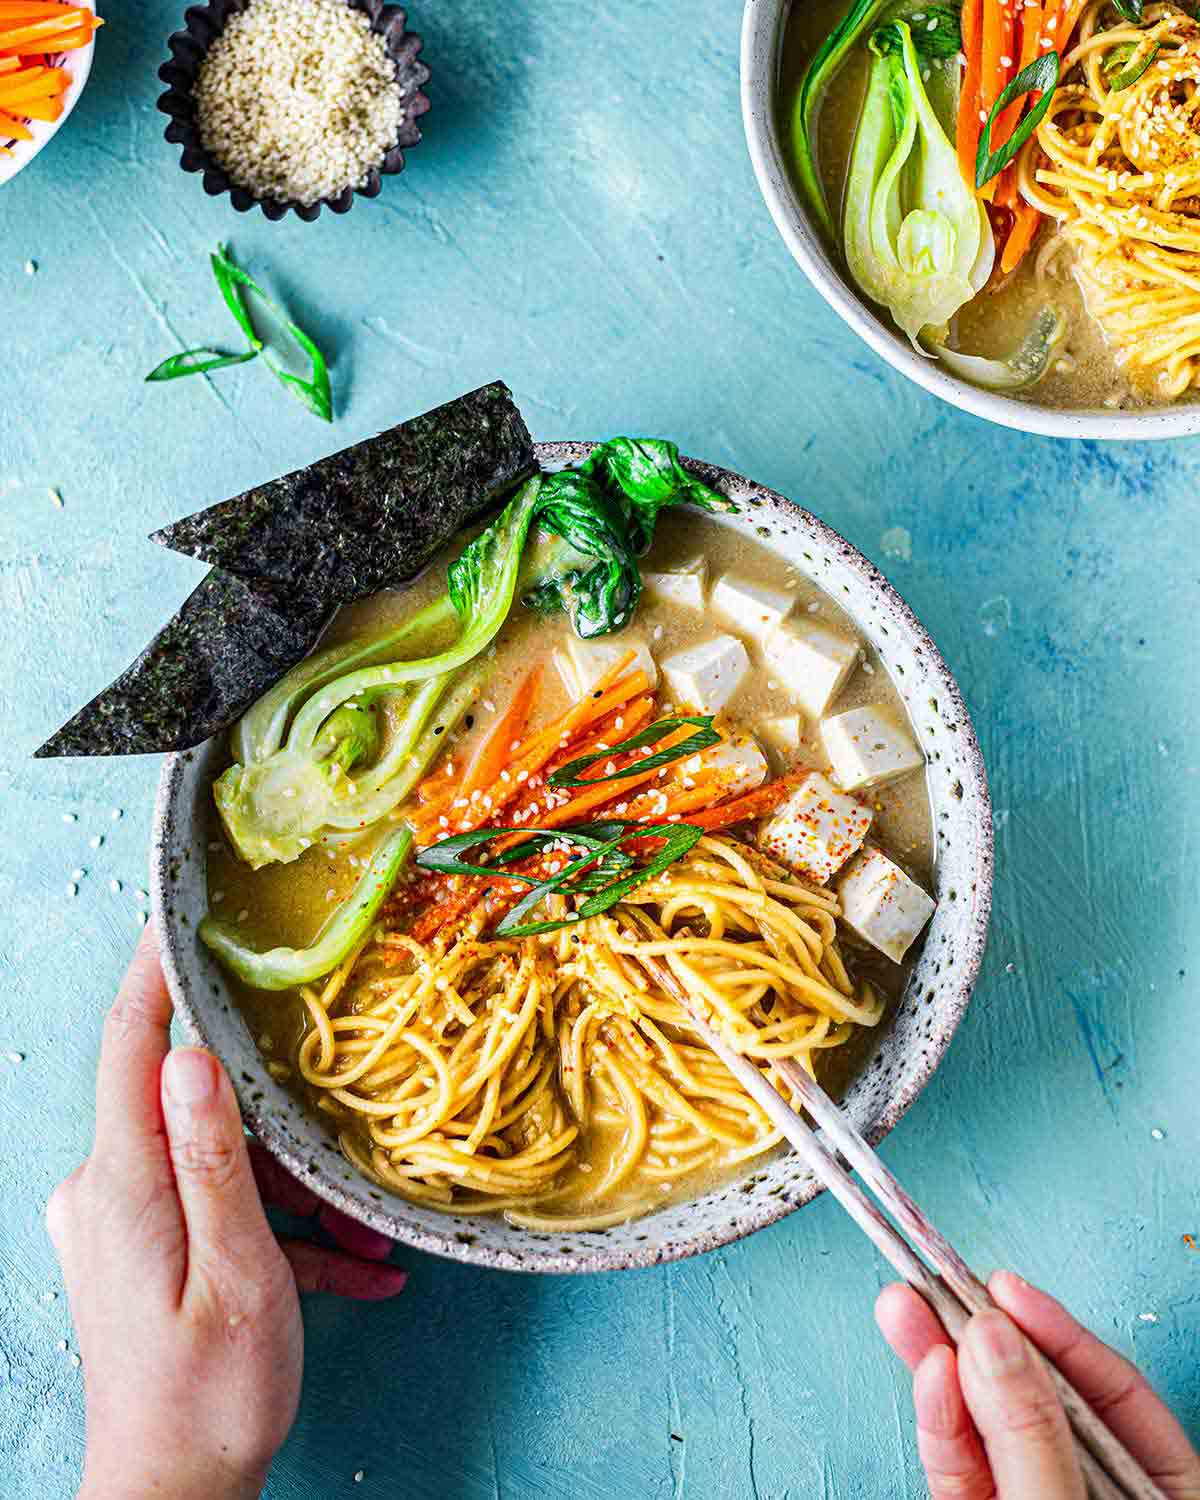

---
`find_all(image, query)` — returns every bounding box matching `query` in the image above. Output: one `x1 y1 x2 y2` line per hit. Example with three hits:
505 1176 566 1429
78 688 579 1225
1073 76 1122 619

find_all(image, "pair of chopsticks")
618 910 1166 1500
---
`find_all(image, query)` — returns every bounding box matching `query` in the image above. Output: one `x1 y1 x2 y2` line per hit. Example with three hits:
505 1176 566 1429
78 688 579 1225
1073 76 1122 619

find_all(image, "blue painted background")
1 1 1197 1494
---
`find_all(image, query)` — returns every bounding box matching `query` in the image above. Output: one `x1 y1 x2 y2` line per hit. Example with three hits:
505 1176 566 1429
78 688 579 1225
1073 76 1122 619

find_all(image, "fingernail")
163 1049 217 1108
972 1311 1028 1376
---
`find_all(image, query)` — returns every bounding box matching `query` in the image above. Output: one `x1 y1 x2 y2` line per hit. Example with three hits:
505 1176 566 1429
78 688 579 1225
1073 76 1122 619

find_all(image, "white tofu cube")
683 734 768 798
711 574 794 637
821 703 924 791
837 847 935 963
643 563 707 611
757 770 872 885
758 714 803 759
662 635 749 716
764 621 860 719
560 634 658 698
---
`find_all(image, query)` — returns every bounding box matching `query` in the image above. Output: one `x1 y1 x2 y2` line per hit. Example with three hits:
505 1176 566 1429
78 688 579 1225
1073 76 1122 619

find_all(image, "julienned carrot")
0 55 18 71
12 90 59 118
688 768 812 833
0 17 99 54
957 0 984 189
0 67 67 101
0 8 85 45
1001 201 1041 272
0 104 31 137
977 0 1015 202
460 666 543 800
1055 0 1088 52
0 1 86 14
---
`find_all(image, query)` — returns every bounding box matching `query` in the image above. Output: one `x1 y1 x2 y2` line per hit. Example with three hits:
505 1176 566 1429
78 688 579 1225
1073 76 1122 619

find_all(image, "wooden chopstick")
617 911 1166 1500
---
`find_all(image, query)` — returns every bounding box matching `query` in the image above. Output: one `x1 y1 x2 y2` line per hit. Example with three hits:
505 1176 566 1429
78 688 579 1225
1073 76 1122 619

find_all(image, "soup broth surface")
776 0 1190 412
210 513 934 1222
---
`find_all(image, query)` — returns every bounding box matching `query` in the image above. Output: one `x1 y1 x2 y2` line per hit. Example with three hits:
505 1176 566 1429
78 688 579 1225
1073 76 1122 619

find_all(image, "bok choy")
214 441 735 870
843 21 992 345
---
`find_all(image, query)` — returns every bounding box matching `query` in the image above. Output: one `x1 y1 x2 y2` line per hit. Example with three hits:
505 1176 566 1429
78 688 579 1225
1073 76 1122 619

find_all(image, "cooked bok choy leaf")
199 829 412 989
215 441 732 869
927 306 1066 391
843 22 991 345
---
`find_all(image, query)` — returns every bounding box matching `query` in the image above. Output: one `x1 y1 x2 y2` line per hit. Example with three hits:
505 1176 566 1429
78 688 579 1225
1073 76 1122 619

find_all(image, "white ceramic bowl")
740 0 1200 440
0 0 95 187
153 444 993 1273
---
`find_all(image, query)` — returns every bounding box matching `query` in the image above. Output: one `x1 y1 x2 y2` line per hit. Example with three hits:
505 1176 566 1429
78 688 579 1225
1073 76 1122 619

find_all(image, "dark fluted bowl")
156 0 430 222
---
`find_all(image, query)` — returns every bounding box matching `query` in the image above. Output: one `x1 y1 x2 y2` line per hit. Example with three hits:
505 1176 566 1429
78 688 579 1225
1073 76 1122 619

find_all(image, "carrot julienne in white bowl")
0 1 101 185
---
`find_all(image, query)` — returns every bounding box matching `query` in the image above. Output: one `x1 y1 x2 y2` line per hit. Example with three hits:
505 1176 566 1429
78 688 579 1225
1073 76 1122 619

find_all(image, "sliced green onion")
1109 41 1161 90
976 51 1060 188
1111 0 1143 21
574 823 704 920
144 347 259 382
548 716 720 788
415 822 632 883
210 243 333 421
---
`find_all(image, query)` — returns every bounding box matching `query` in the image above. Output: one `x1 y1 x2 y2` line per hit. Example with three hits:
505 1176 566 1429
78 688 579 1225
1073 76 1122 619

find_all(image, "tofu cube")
683 734 768 798
837 847 935 963
764 621 860 719
662 635 749 716
643 557 708 611
757 770 872 884
711 574 794 638
758 714 803 759
821 703 924 791
559 634 658 699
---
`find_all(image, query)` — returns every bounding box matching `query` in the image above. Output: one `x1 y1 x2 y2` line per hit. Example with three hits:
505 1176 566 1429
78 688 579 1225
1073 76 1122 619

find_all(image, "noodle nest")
295 833 884 1230
1021 2 1200 395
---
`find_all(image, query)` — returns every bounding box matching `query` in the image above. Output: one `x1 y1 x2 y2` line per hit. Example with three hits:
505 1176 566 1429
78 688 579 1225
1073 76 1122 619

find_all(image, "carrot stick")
1000 201 1041 273
0 104 32 136
957 0 984 189
0 56 19 71
12 90 60 118
0 1 86 14
977 0 1015 202
0 68 67 102
688 768 812 833
0 9 85 45
2 28 96 53
460 666 543 801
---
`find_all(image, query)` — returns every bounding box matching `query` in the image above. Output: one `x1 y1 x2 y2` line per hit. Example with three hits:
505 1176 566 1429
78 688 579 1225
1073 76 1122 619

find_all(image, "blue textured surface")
1 2 1198 1495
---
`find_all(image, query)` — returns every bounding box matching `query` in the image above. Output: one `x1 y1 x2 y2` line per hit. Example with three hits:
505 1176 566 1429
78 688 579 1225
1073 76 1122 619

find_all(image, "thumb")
957 1310 1087 1500
161 1049 279 1287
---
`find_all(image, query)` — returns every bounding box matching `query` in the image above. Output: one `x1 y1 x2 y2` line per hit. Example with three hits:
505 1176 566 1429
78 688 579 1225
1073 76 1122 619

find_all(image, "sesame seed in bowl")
157 0 430 222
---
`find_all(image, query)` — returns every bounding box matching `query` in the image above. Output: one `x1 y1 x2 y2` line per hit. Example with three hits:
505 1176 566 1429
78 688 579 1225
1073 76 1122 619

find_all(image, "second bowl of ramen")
153 441 992 1273
742 0 1200 438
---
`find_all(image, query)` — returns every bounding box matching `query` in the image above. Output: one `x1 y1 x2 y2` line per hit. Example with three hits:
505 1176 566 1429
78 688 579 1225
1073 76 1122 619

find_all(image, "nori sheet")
149 380 535 613
37 381 536 757
36 571 328 757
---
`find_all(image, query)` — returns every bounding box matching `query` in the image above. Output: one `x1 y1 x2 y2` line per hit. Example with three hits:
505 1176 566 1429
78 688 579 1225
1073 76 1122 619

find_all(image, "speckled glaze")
152 443 993 1274
740 0 1200 441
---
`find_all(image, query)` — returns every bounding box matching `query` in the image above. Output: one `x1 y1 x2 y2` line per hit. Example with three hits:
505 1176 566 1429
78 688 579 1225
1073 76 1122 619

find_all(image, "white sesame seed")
89 835 103 850
110 879 122 895
61 812 76 824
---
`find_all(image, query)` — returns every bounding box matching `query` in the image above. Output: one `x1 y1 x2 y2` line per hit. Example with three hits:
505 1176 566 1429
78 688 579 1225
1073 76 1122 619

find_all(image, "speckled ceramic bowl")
741 0 1200 440
152 444 993 1273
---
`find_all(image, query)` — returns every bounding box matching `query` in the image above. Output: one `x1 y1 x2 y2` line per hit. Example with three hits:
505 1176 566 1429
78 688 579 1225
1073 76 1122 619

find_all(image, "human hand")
47 928 408 1500
876 1270 1200 1500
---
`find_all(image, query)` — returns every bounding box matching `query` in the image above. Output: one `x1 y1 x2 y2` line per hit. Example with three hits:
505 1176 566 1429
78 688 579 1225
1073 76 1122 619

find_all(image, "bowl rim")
152 443 994 1273
0 0 95 188
739 0 1200 441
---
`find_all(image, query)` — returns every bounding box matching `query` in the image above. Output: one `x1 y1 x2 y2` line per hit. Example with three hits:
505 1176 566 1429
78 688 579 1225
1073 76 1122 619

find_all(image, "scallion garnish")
144 244 333 421
414 819 704 938
145 347 260 382
1107 40 1161 90
548 715 720 789
975 51 1060 188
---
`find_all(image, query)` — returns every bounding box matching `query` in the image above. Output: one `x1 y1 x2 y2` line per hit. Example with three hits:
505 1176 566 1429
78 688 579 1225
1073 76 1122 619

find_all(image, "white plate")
0 1 96 187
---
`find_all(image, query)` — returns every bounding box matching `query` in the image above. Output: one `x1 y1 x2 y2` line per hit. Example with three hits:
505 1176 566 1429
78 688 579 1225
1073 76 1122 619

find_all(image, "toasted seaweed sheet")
150 381 535 612
36 572 327 757
38 381 535 757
